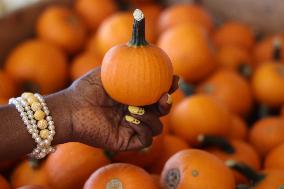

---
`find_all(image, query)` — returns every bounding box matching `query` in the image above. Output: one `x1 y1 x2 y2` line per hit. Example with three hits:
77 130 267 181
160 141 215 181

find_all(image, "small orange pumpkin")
84 163 158 189
0 71 17 98
161 149 235 189
158 23 216 83
111 135 164 168
213 21 255 51
37 6 87 53
264 142 284 170
148 134 189 174
227 114 248 140
216 45 254 77
200 136 260 184
171 94 230 145
158 4 213 34
101 9 173 106
253 35 284 64
70 51 101 80
74 0 117 30
88 11 157 57
45 142 110 189
227 160 284 189
11 159 49 188
251 43 284 107
249 116 284 156
5 39 68 94
197 69 253 116
0 175 10 189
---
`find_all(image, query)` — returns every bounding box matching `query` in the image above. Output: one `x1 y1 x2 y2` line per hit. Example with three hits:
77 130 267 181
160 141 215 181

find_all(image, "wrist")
44 89 73 145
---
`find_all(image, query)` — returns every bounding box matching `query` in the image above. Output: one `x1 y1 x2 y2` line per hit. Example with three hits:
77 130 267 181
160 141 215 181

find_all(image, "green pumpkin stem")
198 135 235 154
273 37 282 62
128 9 148 47
226 160 265 186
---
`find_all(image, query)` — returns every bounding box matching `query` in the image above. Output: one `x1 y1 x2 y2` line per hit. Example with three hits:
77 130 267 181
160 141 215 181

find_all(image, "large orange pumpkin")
101 9 173 106
171 94 230 145
74 0 117 30
264 142 284 170
111 135 164 168
216 45 254 77
70 51 101 80
213 21 255 50
148 134 189 174
251 62 284 107
45 142 110 189
197 69 253 116
158 23 216 82
0 175 10 189
200 136 260 184
227 114 248 140
253 35 284 64
5 39 68 94
37 6 87 53
161 149 235 189
158 4 213 33
0 71 17 98
11 159 49 188
249 116 284 156
227 161 284 189
88 11 157 57
84 163 158 189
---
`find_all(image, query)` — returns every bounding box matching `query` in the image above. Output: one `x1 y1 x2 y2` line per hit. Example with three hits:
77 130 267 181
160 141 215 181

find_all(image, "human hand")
65 68 178 151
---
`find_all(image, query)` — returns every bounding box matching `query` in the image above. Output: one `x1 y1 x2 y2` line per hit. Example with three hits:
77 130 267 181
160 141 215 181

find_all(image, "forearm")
0 89 72 161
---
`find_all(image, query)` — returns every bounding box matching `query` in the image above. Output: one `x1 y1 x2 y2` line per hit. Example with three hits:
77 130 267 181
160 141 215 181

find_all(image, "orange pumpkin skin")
88 12 156 57
171 95 230 145
5 40 67 94
216 45 254 73
0 71 17 98
249 117 284 157
205 139 261 184
227 114 248 140
11 160 49 188
45 142 110 189
101 44 173 106
84 163 158 189
161 149 235 189
213 21 255 50
158 24 216 82
0 175 10 189
251 63 284 107
197 69 253 116
158 4 213 33
253 35 284 64
151 174 161 189
112 135 164 167
265 142 284 170
75 0 117 30
254 169 284 189
17 186 51 189
37 6 87 53
148 134 189 174
70 51 101 80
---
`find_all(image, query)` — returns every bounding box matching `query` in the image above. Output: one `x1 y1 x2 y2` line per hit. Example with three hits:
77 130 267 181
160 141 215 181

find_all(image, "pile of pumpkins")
1 0 284 188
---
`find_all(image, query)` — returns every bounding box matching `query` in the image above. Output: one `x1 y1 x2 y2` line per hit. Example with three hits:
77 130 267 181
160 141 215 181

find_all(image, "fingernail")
166 94 173 105
125 115 141 125
128 106 145 115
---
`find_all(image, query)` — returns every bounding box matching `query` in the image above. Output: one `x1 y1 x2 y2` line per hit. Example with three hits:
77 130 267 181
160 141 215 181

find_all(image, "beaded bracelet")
9 93 55 159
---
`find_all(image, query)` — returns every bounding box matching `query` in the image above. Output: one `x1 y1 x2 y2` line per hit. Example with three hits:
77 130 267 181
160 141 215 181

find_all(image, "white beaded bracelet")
9 93 56 159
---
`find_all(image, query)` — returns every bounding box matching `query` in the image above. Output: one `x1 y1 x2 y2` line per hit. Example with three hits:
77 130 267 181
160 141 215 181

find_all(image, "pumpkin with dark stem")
161 149 235 189
37 6 87 53
101 9 173 106
199 135 260 184
84 163 157 189
226 160 284 189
